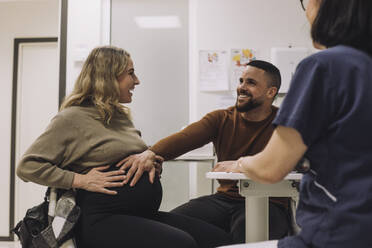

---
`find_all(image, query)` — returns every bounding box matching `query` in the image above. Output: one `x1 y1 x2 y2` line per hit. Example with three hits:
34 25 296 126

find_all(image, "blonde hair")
60 46 131 124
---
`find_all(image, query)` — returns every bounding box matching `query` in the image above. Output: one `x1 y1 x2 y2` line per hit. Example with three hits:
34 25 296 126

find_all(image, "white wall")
66 0 110 94
0 0 110 238
111 0 192 210
0 0 59 237
108 0 313 204
189 0 313 199
0 0 315 237
189 0 313 121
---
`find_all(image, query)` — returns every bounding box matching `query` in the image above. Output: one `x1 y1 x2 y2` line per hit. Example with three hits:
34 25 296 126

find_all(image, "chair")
48 188 79 248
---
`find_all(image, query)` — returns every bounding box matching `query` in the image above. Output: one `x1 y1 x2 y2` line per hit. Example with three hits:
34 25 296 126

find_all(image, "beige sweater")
16 106 147 189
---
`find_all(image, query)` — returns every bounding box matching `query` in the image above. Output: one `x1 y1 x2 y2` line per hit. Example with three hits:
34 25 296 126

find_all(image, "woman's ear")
266 87 278 99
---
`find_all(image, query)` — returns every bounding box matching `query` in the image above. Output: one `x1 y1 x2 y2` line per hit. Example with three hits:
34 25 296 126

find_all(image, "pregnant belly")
77 172 163 216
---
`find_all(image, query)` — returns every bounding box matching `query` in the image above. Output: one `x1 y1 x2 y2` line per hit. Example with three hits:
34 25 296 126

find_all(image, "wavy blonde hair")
60 46 131 124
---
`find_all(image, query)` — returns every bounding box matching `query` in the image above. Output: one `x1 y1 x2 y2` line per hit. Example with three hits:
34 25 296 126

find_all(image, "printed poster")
230 48 258 90
199 50 229 91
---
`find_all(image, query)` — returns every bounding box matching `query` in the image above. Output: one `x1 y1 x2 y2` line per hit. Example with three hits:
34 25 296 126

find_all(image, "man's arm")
149 112 221 160
116 111 223 186
231 126 307 183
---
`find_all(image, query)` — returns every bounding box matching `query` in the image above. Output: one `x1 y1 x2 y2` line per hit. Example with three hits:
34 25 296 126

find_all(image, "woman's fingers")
93 165 110 171
104 181 124 188
110 175 127 181
105 175 126 182
87 157 157 193
104 170 126 177
100 188 118 195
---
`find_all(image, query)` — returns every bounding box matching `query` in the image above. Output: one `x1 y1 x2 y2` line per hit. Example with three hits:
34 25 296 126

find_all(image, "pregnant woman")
16 46 231 248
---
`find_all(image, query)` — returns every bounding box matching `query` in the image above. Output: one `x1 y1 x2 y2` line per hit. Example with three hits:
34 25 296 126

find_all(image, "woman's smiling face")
117 58 140 103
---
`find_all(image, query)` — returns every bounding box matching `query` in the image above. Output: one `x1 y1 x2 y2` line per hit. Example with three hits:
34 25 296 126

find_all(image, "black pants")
75 173 231 248
171 193 290 244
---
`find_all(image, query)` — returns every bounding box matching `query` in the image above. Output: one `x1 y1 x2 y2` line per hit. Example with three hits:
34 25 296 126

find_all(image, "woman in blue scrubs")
228 0 372 247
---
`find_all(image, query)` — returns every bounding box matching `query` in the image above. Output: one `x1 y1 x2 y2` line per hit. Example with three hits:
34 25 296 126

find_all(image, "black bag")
11 190 50 248
11 188 79 248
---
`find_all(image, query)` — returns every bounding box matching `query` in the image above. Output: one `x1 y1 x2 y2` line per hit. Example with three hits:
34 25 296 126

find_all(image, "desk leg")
245 197 269 243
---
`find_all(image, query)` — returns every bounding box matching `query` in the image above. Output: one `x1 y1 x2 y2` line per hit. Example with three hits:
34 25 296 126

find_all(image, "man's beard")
235 98 263 112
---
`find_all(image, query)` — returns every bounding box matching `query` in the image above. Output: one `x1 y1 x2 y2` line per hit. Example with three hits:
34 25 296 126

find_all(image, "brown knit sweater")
151 105 287 205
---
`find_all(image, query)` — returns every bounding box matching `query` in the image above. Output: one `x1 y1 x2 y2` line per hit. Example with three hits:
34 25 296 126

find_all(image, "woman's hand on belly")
72 165 126 195
116 150 164 187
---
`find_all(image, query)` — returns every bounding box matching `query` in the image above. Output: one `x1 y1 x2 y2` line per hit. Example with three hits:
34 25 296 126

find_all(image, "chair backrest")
48 188 78 248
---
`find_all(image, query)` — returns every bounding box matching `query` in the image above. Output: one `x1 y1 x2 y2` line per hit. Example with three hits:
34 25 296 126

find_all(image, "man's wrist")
146 149 156 157
145 149 156 160
147 149 155 154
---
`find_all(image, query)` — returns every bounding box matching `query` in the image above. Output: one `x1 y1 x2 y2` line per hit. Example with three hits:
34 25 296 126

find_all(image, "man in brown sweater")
119 60 290 244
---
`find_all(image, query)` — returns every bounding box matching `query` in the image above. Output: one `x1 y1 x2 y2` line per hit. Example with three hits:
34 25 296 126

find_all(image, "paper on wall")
271 47 311 93
199 50 229 91
230 48 258 90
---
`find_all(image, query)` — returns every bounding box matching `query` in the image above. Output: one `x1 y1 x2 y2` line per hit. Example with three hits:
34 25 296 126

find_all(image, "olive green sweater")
16 106 147 189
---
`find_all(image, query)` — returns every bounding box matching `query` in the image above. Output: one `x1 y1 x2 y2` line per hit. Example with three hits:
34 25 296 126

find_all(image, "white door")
14 42 59 224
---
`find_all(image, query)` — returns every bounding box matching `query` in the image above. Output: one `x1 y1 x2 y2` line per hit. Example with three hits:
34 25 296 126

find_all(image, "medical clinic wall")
187 0 314 200
65 0 313 210
189 0 313 122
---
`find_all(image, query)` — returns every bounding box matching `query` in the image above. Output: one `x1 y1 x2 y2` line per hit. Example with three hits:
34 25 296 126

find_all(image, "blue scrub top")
274 45 372 248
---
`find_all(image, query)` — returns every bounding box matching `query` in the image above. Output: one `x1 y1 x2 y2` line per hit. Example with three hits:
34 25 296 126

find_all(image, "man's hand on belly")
116 150 164 187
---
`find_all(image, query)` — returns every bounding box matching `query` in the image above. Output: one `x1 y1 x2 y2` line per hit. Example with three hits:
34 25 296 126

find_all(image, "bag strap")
44 187 51 201
10 221 22 237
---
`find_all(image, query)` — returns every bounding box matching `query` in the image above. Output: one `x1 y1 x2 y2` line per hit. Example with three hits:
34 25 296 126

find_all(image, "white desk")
174 154 217 194
174 143 215 163
206 172 302 243
175 154 216 163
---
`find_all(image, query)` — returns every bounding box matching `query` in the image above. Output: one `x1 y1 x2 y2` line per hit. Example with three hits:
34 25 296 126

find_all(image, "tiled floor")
0 242 20 248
